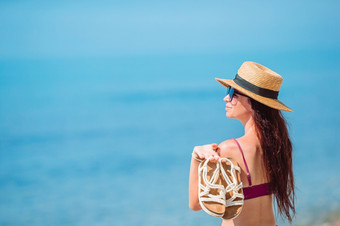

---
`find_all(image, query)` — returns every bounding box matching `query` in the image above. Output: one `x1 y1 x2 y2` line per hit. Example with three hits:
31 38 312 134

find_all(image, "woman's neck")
240 115 256 135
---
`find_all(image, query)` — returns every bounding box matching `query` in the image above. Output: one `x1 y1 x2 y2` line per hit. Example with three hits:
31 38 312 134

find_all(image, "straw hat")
215 61 292 112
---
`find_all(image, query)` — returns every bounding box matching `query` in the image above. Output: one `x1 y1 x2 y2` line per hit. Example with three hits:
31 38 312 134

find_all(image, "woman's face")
224 88 253 120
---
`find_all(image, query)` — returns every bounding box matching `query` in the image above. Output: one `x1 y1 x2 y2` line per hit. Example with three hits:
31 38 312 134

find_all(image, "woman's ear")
245 97 253 112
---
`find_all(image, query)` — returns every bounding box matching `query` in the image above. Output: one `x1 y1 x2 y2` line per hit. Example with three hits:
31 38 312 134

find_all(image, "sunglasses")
226 87 247 104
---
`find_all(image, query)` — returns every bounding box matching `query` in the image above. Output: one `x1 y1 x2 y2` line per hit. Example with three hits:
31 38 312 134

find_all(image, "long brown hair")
250 99 295 222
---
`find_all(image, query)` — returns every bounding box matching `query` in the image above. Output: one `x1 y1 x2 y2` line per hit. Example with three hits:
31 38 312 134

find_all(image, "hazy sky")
0 0 339 58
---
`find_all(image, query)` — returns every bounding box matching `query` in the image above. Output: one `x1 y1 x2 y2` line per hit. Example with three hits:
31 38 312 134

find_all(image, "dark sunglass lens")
226 87 231 95
229 87 235 100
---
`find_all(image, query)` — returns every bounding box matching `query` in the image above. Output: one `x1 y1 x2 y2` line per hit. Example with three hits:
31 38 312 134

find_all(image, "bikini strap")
232 138 252 186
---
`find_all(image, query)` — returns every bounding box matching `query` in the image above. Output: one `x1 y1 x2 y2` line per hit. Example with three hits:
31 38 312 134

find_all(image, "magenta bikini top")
232 138 272 200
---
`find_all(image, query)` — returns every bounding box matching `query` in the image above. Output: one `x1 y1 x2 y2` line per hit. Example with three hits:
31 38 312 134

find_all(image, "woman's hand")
192 143 220 162
189 143 220 211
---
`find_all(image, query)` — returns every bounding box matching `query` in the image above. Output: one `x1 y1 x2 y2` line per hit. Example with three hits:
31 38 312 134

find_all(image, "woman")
188 62 295 226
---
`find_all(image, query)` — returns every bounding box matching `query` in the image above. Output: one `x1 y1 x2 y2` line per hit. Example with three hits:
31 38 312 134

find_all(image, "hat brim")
215 78 293 112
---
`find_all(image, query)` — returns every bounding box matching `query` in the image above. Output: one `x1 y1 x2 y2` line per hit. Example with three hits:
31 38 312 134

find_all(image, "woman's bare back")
218 133 276 226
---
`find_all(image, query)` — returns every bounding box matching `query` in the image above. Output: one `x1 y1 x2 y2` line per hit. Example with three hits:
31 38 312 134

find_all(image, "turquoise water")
0 51 339 225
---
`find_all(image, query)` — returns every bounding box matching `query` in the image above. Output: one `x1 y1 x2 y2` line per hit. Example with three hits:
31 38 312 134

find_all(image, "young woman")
188 62 295 226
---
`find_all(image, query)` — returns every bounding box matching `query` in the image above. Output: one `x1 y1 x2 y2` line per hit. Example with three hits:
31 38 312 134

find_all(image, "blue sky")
0 0 339 58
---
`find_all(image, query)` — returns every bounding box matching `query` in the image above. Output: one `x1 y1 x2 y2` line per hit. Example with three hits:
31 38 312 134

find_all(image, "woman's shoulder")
218 138 240 158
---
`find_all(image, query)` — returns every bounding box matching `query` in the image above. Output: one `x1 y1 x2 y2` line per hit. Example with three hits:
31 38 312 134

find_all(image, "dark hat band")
233 74 279 99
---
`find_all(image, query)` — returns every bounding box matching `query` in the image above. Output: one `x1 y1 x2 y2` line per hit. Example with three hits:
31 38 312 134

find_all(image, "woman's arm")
188 144 220 211
188 156 202 211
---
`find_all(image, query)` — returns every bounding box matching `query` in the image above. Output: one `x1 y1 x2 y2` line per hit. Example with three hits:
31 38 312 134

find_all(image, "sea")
0 50 339 225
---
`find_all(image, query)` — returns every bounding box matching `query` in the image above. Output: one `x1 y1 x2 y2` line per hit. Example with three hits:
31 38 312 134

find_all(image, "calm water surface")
0 51 339 225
